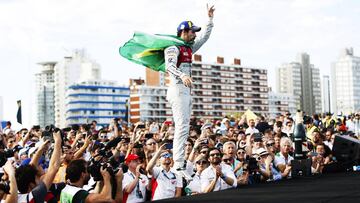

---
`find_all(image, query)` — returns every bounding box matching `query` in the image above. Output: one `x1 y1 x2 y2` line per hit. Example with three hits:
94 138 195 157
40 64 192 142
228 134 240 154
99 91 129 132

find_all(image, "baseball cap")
125 154 140 165
177 21 201 33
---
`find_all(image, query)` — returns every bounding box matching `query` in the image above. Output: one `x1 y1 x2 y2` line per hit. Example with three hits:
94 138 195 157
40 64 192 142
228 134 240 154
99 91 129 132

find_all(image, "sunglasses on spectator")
196 160 208 165
237 151 245 154
200 150 209 154
147 142 156 146
209 153 221 157
222 158 232 163
161 153 172 158
266 142 275 147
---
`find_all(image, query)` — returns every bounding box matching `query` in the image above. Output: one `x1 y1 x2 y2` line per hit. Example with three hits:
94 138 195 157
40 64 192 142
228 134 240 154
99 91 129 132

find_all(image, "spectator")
255 148 282 182
123 154 149 203
274 137 293 179
245 119 259 136
16 131 61 202
185 155 209 195
146 145 183 201
200 148 237 193
256 116 271 134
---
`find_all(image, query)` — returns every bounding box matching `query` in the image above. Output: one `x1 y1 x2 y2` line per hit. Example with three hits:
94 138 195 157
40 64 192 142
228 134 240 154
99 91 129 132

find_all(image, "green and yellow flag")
119 32 189 72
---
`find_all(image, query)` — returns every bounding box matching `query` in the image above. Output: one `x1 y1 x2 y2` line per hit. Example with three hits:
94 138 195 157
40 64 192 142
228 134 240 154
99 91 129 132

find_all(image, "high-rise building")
331 48 360 114
66 80 130 126
276 53 322 115
35 62 56 127
268 92 296 119
276 62 302 110
54 50 101 127
322 75 331 113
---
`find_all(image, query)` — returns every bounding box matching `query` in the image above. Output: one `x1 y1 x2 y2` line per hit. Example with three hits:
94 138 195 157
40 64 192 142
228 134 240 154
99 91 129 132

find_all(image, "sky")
0 0 359 129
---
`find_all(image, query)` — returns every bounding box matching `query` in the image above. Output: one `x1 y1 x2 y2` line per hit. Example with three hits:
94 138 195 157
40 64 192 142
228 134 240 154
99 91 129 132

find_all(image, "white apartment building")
331 48 360 114
35 62 56 127
66 80 130 126
276 53 322 115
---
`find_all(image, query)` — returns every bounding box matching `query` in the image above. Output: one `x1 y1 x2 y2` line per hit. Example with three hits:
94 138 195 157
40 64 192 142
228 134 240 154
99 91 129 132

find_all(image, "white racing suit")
164 17 214 169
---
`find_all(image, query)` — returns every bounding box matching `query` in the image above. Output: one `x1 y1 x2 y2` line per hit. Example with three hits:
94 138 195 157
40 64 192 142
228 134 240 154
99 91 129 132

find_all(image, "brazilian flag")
119 32 190 72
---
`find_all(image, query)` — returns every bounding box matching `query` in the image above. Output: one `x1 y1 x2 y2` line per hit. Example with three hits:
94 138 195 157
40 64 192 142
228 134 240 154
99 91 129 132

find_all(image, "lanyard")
161 170 176 180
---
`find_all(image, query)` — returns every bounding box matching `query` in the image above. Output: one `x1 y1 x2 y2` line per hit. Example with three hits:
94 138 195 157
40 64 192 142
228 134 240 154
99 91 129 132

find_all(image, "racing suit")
164 17 214 169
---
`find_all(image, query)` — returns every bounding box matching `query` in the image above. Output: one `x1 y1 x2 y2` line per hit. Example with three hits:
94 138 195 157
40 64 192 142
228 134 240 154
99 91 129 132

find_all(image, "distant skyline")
1 0 359 129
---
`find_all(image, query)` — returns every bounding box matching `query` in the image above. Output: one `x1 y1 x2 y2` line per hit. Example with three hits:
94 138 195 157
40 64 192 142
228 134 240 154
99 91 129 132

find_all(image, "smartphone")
165 143 173 149
309 152 318 156
137 124 146 129
145 133 154 139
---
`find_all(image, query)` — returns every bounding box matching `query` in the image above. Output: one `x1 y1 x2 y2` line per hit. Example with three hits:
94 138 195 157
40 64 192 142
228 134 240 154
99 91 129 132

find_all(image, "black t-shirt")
72 190 89 203
32 181 48 203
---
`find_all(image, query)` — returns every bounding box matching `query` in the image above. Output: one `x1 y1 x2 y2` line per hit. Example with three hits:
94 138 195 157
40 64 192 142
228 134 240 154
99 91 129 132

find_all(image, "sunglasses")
237 151 245 154
147 142 156 146
200 150 209 154
196 160 208 165
266 143 275 147
209 153 221 157
222 158 232 162
161 153 172 158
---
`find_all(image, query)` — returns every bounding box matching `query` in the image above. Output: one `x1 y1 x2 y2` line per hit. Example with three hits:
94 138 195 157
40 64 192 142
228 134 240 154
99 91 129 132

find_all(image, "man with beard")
165 5 215 177
200 148 236 193
60 159 122 203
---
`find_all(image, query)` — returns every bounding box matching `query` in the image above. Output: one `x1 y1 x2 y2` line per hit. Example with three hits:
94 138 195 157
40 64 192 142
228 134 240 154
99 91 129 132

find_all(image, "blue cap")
177 21 201 33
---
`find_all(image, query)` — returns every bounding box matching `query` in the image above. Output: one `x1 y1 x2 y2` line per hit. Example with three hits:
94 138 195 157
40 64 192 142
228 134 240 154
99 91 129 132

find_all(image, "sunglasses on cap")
161 153 172 158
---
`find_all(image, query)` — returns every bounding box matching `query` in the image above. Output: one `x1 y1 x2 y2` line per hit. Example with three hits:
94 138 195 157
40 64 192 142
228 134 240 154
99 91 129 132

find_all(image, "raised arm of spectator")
30 140 50 167
146 144 166 175
41 131 62 190
85 167 113 203
188 138 202 162
19 129 32 147
245 134 253 156
70 131 82 150
259 156 273 180
73 134 92 159
124 165 142 194
114 168 123 203
3 160 18 203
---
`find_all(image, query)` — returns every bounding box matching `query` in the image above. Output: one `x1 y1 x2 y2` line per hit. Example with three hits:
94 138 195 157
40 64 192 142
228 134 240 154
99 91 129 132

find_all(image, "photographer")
60 159 122 203
1 160 18 203
122 154 149 203
15 130 62 202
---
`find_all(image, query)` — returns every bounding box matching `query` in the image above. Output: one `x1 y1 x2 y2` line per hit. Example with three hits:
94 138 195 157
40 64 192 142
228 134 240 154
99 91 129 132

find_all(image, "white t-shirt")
151 166 182 201
245 127 259 135
274 152 294 166
200 163 237 192
122 171 149 203
186 172 201 194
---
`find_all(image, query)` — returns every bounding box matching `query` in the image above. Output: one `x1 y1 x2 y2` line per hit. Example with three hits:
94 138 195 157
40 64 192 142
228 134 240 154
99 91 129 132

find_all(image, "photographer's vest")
176 46 192 68
60 185 86 203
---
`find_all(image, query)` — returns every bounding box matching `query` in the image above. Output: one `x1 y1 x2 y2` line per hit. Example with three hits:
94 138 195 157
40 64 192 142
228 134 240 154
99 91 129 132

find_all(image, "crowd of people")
0 111 359 203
